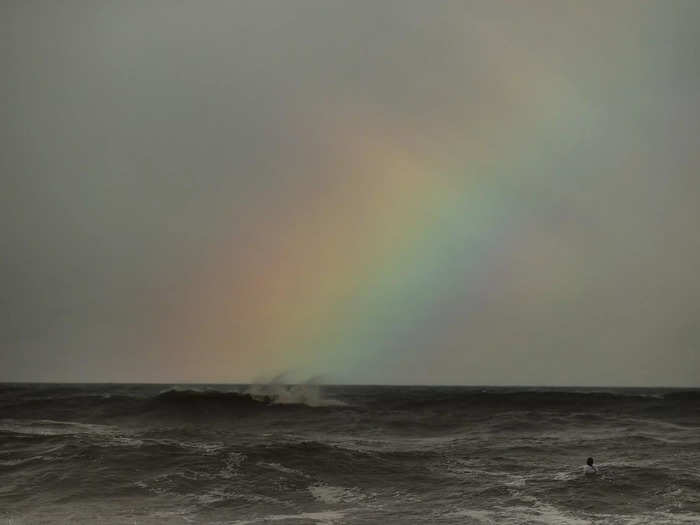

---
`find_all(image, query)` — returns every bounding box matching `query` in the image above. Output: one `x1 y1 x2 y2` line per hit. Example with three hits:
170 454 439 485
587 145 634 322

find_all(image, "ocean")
1 384 699 524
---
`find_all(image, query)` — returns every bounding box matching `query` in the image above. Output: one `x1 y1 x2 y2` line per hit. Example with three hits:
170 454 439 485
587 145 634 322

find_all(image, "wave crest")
244 383 346 407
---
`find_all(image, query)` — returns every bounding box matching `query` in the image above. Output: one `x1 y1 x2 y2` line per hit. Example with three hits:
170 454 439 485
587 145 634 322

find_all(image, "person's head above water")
587 457 594 466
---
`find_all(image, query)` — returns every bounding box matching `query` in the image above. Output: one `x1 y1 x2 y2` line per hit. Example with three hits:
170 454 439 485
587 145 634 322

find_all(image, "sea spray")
245 375 346 407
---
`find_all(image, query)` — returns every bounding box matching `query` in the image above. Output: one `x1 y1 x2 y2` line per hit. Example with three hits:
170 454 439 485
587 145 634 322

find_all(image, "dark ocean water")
1 384 699 524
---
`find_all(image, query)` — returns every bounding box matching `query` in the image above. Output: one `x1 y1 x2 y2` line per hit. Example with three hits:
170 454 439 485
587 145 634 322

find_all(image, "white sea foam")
552 470 578 481
257 461 307 477
0 419 153 453
321 433 464 455
575 510 700 524
445 508 497 523
447 501 591 524
308 483 365 505
146 438 225 454
105 436 144 447
196 487 236 505
231 510 347 525
0 419 113 436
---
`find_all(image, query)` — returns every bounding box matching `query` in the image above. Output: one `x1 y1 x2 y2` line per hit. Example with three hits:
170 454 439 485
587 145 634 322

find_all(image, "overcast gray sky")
2 1 699 385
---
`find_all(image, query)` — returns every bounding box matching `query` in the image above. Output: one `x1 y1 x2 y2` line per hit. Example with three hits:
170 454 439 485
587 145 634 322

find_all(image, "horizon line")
0 381 697 389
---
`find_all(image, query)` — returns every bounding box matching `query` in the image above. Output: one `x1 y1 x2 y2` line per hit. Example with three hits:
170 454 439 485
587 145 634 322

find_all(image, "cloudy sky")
2 1 699 385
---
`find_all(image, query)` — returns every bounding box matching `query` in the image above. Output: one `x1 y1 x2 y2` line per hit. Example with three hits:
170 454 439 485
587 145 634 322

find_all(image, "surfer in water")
583 457 598 475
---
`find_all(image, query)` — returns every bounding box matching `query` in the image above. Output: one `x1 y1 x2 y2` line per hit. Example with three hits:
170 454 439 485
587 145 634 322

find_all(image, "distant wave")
369 389 681 412
155 385 346 407
663 390 700 401
154 389 272 405
0 383 346 413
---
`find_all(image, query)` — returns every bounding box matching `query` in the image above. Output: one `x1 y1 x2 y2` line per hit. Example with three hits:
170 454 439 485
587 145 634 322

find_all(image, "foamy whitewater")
1 384 699 524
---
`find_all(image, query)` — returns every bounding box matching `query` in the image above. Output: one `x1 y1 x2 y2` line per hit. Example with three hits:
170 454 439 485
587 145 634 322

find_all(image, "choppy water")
1 384 699 524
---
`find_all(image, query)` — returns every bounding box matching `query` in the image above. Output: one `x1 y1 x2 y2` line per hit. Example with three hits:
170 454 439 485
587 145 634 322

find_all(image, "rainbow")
167 27 601 383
